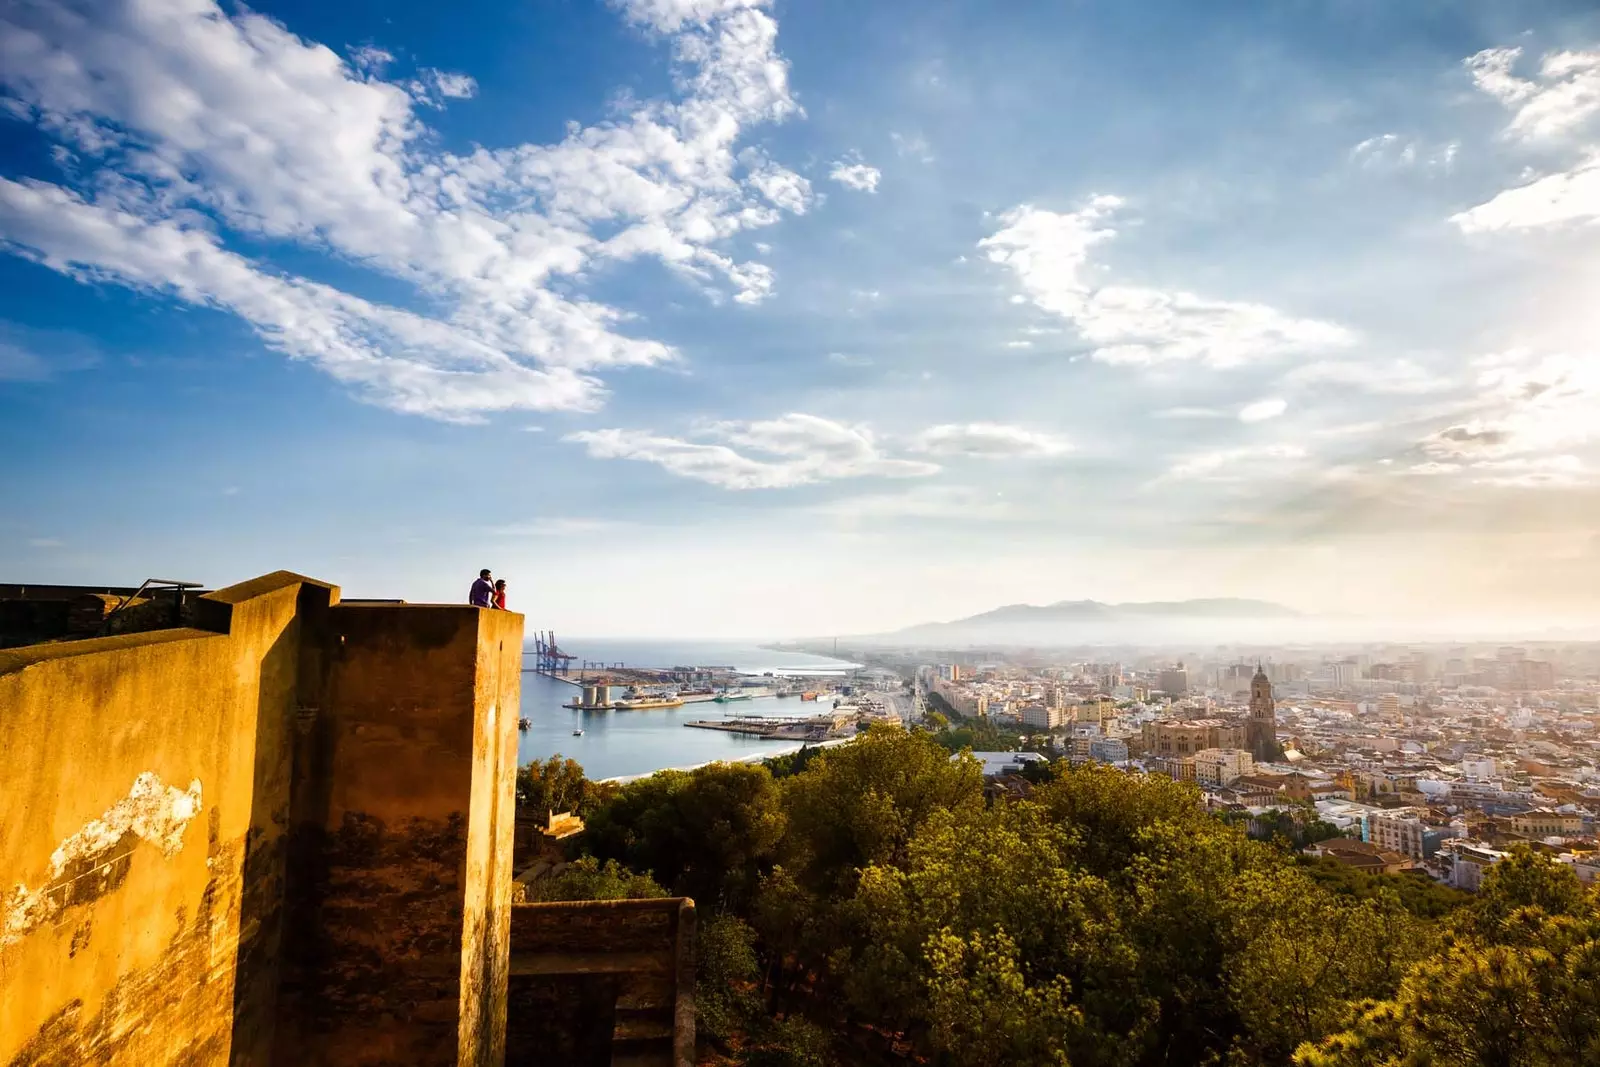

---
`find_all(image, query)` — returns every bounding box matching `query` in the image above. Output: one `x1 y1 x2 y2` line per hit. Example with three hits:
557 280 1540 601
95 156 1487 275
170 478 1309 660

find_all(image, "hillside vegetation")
530 726 1600 1067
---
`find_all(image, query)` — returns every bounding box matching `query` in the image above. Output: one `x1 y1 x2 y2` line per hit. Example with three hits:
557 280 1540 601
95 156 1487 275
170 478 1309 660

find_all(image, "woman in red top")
493 579 508 610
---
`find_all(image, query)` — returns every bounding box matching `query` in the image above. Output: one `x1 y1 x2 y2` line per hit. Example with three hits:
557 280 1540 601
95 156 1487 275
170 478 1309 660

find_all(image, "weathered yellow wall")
0 575 520 1067
0 572 332 1066
271 604 521 1067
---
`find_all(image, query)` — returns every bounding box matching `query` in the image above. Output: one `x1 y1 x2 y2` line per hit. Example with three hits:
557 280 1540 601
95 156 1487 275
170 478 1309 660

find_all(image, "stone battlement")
1 572 525 1066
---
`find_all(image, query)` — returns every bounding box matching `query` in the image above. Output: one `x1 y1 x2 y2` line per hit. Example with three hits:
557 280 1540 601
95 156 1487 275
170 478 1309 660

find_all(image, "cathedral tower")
1248 664 1281 762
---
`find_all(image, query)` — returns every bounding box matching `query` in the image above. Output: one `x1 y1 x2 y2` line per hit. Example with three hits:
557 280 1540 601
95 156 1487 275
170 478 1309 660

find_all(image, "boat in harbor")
572 728 584 736
714 691 753 703
613 696 686 710
800 691 819 701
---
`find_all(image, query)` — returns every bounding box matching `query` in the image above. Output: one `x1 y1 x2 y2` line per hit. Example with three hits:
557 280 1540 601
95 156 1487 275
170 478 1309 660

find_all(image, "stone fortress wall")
0 572 522 1067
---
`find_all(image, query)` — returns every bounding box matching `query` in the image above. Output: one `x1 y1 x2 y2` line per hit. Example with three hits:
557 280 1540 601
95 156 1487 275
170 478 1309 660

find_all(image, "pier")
684 713 855 741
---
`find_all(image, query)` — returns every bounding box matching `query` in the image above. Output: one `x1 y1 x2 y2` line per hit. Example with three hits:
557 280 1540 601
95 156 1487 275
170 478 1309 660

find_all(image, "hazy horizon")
4 0 1599 638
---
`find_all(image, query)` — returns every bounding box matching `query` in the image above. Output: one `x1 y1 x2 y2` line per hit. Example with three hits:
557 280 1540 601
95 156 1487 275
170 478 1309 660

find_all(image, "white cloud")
0 0 809 419
1167 443 1307 481
409 68 479 106
828 157 881 193
1452 155 1600 232
1283 359 1454 395
1154 406 1227 419
808 484 1019 521
1415 350 1600 467
618 0 769 34
1238 397 1287 423
1466 46 1600 141
890 131 934 163
347 45 394 75
0 177 611 419
1350 133 1458 171
1406 454 1586 488
910 423 1073 459
1454 44 1600 233
979 198 1354 367
565 414 941 489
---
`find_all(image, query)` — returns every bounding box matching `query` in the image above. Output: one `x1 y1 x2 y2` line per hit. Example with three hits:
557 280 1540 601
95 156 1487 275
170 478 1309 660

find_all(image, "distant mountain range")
867 598 1301 646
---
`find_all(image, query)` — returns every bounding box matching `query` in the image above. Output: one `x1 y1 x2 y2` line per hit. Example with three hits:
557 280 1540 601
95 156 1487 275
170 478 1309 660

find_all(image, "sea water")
515 639 862 780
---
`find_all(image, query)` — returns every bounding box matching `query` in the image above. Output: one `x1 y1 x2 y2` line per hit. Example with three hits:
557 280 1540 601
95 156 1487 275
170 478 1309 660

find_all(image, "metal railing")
99 577 204 635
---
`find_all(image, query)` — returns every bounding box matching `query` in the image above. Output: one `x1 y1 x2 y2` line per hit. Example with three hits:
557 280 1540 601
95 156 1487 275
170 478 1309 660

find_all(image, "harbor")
513 638 909 780
685 695 906 742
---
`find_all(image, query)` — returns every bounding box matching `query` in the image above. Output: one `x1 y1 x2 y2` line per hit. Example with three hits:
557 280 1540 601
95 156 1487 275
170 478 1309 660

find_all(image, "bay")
515 639 864 780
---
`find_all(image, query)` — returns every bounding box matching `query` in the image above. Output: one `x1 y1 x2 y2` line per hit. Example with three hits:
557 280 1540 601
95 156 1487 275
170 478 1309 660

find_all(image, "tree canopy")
519 735 1600 1067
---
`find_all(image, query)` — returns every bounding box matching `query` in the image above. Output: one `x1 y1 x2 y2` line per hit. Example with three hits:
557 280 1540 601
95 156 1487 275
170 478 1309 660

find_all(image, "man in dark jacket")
469 568 494 607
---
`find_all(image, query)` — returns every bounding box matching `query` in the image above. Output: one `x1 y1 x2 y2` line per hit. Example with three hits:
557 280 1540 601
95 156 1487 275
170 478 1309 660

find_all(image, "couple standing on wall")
469 568 509 610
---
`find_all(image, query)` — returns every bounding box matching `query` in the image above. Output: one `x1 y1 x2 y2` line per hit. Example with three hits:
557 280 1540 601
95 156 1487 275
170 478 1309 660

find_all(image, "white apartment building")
1370 808 1428 859
1451 843 1508 891
1192 748 1254 787
1022 704 1069 730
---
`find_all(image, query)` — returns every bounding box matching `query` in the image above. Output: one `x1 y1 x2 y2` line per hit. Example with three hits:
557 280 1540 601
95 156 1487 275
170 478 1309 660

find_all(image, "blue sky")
3 0 1599 637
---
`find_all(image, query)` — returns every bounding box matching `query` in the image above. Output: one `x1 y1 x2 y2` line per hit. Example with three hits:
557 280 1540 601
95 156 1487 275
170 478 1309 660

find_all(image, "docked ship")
564 682 684 711
612 695 685 710
713 690 753 703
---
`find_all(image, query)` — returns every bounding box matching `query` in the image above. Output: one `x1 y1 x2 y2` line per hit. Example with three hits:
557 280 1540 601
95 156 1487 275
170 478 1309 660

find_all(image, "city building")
1304 838 1414 874
1192 748 1254 786
1140 718 1247 757
1158 664 1189 695
1022 703 1069 730
1088 737 1129 764
1511 808 1584 838
1368 807 1459 859
963 751 1050 778
1451 843 1509 891
1247 666 1280 762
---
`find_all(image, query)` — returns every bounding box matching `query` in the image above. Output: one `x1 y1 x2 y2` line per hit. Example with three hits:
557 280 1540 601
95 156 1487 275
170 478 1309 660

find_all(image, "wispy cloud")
1454 44 1600 232
1154 406 1227 419
0 0 811 419
808 484 1020 521
488 517 630 536
1349 133 1458 171
566 414 940 489
1466 46 1600 141
910 423 1073 459
1238 398 1287 423
0 321 101 381
1167 443 1307 481
979 197 1354 367
1283 359 1454 395
828 155 881 193
1411 351 1600 476
889 131 933 163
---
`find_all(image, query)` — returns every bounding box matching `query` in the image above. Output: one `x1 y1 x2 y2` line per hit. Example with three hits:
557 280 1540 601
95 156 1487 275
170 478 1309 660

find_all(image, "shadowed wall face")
0 575 521 1067
273 604 521 1067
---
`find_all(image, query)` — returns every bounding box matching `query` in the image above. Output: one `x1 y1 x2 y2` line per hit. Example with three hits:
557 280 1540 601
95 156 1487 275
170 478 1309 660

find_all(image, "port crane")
530 630 576 675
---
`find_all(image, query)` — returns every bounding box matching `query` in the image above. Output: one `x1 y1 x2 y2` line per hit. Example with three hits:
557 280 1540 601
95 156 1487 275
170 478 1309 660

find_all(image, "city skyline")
3 0 1600 637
